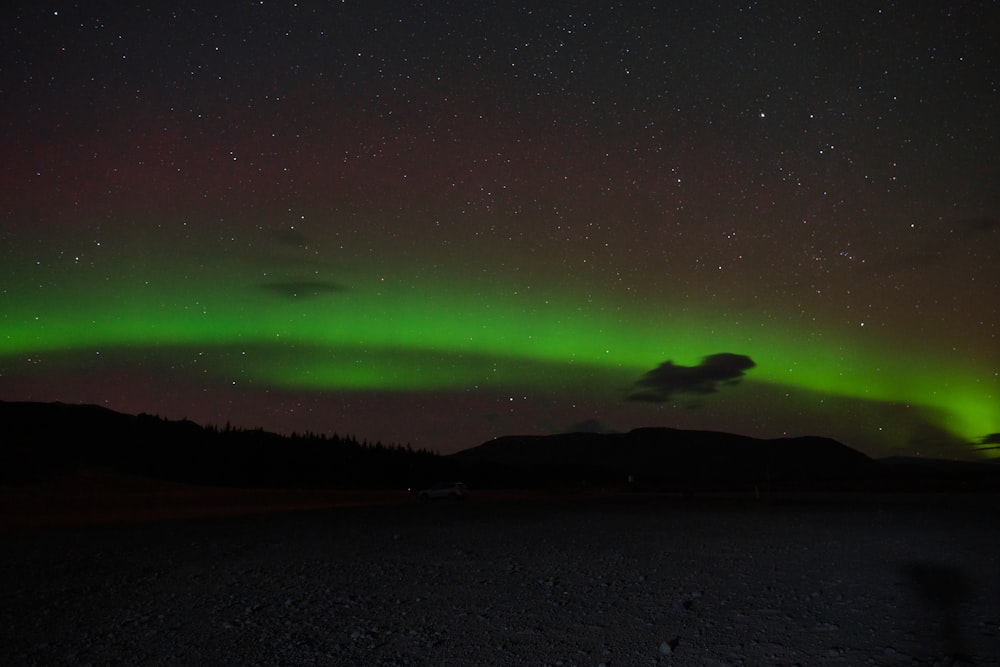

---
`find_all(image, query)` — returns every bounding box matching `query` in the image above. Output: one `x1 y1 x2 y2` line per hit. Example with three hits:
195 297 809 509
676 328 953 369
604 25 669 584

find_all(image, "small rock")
659 641 673 656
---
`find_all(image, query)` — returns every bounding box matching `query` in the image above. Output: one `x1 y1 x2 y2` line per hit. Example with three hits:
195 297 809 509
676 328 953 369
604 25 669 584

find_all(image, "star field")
2 2 998 458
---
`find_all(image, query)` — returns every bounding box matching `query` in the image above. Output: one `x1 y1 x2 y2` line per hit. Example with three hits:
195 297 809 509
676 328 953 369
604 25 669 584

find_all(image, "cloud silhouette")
628 353 756 403
975 433 1000 453
260 281 350 299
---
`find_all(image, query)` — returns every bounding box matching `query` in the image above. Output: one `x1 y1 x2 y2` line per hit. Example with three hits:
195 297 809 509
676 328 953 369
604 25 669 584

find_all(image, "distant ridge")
2 401 998 492
0 400 438 488
1 400 204 481
450 428 883 491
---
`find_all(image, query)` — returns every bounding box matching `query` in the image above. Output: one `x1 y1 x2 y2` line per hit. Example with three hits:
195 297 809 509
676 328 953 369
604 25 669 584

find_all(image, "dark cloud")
975 433 1000 454
260 281 349 299
627 353 756 403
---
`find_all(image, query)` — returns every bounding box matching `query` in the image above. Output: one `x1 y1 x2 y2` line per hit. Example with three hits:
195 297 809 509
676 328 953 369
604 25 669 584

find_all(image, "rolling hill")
2 401 998 492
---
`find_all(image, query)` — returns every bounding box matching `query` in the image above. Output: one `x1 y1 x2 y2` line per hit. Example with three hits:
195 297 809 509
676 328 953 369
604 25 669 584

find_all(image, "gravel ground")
2 492 998 666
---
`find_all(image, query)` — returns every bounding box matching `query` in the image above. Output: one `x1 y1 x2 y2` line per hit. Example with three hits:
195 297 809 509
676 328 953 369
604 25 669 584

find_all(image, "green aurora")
2 244 996 458
3 2 998 460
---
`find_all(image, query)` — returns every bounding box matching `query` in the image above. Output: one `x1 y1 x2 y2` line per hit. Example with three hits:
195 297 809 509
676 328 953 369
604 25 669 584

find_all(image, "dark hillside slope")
0 401 438 488
450 428 884 491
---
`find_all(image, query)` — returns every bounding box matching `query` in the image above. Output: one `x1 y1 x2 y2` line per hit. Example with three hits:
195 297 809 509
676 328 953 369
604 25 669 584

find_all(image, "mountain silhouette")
2 401 997 492
0 400 437 488
449 428 885 492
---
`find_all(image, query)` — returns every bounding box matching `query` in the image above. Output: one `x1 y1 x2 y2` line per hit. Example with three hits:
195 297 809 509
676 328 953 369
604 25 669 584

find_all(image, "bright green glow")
239 344 637 393
1 250 997 455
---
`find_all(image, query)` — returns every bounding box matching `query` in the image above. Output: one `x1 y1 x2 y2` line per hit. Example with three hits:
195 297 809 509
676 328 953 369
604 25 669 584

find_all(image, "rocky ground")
2 491 999 666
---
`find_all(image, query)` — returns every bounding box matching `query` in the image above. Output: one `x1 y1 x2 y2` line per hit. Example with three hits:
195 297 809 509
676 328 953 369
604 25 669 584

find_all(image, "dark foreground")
2 492 999 666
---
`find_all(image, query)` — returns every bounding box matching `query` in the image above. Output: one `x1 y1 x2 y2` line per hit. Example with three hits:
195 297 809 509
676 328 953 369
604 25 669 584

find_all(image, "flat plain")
2 488 999 666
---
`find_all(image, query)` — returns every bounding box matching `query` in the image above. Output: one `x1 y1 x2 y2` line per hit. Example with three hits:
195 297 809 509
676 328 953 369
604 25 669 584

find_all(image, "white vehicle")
415 481 469 500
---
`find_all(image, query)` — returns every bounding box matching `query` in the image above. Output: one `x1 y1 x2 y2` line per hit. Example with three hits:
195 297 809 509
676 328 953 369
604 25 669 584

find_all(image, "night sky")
2 2 998 459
